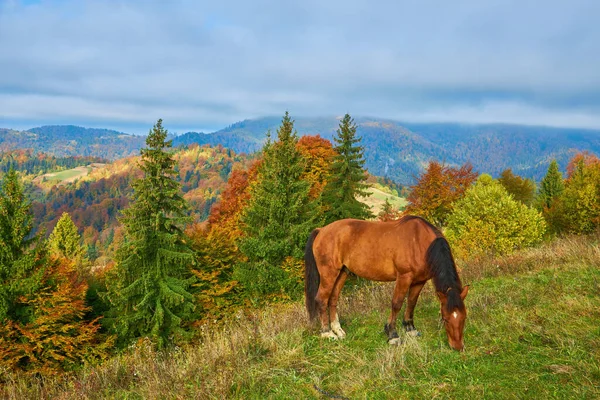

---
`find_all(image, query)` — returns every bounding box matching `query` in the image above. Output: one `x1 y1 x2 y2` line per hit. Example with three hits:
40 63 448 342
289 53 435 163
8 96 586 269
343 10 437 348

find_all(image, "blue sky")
1 0 599 134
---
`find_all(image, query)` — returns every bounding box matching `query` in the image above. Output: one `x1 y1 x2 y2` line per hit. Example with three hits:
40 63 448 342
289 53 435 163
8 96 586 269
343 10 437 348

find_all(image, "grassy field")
364 186 407 215
32 164 106 190
2 235 599 399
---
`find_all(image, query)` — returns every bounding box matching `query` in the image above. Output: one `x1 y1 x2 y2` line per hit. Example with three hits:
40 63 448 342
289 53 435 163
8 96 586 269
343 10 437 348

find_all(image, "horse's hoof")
332 328 346 339
388 337 402 346
331 321 346 339
320 330 338 340
406 330 422 338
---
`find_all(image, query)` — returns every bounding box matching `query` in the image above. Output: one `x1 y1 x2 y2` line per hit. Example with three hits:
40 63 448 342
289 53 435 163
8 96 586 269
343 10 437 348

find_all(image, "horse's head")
436 286 469 351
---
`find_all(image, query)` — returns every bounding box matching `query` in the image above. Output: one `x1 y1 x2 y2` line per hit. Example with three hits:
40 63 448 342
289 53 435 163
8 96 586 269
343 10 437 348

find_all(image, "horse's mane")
399 215 464 311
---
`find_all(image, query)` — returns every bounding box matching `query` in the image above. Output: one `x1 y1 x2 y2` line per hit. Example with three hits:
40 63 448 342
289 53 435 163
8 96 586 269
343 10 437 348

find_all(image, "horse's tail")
304 228 321 321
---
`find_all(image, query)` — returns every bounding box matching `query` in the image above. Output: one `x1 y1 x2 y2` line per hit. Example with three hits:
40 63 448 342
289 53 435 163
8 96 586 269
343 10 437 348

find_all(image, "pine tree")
49 212 85 262
538 160 565 209
106 119 195 348
0 169 45 323
378 198 401 221
321 114 373 224
237 112 319 296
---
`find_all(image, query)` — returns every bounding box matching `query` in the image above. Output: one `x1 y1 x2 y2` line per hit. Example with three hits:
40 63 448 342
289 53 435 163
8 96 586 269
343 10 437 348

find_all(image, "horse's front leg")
402 281 425 337
385 275 411 345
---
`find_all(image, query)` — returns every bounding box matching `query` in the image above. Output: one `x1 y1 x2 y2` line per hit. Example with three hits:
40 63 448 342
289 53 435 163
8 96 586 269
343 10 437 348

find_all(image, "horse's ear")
460 285 470 300
436 291 447 304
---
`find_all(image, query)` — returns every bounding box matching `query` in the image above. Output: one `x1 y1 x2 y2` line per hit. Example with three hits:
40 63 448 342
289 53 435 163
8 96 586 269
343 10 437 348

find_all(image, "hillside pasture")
32 164 105 189
2 235 598 399
365 186 407 215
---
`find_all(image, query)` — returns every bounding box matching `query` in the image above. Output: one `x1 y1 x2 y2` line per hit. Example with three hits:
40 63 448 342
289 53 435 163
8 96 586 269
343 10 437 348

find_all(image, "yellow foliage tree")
446 174 546 260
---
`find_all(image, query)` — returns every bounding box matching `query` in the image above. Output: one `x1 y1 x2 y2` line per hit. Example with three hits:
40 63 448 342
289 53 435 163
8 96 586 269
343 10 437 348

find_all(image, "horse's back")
312 218 438 282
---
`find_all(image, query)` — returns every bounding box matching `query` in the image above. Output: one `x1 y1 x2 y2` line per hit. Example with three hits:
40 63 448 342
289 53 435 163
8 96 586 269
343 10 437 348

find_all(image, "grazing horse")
304 216 469 351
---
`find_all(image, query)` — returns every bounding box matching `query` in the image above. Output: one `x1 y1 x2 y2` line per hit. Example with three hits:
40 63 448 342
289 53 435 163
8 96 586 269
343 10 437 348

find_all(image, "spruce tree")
538 160 565 209
0 169 45 323
49 212 85 261
237 112 319 295
107 119 195 348
322 114 373 224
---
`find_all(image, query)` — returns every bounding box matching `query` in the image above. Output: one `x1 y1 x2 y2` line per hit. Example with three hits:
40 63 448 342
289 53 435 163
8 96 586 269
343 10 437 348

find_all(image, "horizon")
1 1 600 132
5 114 600 137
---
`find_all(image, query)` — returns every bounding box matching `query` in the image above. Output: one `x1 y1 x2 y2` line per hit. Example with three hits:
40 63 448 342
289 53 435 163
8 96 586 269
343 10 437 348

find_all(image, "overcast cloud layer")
1 0 600 133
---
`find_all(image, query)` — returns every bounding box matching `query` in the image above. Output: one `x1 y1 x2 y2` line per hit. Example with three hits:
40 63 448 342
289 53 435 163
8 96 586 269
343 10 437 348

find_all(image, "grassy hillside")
32 163 106 189
3 235 598 399
364 185 407 215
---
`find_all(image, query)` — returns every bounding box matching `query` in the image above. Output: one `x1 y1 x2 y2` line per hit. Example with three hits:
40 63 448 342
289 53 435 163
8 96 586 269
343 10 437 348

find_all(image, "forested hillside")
27 144 254 266
174 117 600 183
4 118 600 184
0 126 145 160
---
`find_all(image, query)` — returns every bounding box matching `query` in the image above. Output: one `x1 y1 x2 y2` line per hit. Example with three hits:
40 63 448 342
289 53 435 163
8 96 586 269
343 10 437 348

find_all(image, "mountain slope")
0 125 146 160
174 117 600 183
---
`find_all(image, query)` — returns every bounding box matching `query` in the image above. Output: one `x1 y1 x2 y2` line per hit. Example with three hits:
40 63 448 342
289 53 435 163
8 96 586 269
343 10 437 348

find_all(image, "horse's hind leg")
315 267 339 339
385 275 411 345
403 282 425 337
329 268 349 339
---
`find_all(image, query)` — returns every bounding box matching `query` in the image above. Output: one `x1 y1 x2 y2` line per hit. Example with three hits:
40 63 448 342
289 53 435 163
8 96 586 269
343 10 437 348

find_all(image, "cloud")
1 0 600 133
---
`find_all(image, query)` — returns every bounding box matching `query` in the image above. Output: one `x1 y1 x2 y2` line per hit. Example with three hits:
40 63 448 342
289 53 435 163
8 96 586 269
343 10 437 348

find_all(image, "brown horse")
304 216 469 351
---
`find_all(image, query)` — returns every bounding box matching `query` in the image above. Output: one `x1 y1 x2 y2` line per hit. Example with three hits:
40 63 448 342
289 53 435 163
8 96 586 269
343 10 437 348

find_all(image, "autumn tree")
297 135 336 199
446 174 546 260
0 258 113 375
0 169 46 324
237 112 319 297
556 152 600 234
497 168 535 205
106 119 195 348
321 114 373 224
405 161 477 226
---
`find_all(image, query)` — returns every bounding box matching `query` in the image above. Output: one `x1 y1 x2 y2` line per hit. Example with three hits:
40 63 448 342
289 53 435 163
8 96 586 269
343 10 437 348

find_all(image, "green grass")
365 186 407 214
45 167 90 181
2 236 599 399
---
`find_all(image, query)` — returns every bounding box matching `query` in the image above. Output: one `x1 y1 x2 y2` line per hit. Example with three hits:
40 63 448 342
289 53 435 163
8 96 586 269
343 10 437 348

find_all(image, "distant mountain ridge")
2 119 600 184
0 125 145 160
173 117 600 183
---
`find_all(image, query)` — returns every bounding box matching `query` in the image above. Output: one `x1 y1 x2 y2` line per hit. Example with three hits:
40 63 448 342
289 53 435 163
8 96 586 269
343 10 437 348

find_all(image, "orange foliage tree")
0 258 113 375
297 135 336 199
186 160 262 324
405 161 477 226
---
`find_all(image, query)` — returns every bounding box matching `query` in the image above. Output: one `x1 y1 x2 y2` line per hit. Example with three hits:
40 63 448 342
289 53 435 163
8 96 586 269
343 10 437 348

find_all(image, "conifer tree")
0 169 45 323
237 112 319 295
322 114 373 224
106 119 195 348
240 112 318 264
49 212 85 262
538 160 565 209
378 198 401 221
